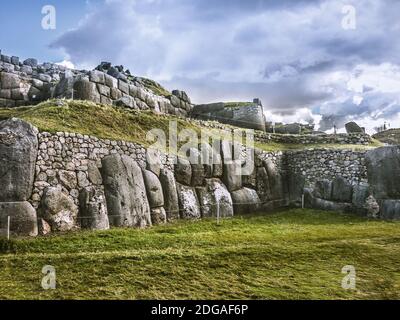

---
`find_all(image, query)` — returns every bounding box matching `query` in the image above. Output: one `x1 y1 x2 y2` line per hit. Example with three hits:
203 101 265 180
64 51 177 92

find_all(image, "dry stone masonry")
0 50 193 117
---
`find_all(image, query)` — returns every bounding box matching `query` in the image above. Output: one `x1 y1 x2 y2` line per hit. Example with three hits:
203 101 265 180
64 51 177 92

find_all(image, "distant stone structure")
191 99 266 132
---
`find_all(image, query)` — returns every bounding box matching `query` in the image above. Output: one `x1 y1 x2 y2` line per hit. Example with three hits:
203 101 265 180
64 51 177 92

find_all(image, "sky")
1 0 400 133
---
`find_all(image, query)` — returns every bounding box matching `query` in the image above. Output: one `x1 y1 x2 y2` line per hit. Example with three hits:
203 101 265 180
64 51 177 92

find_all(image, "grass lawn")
0 209 399 300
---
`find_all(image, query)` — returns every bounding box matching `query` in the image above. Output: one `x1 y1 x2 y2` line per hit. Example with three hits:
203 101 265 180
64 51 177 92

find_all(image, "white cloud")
55 60 75 69
49 0 400 134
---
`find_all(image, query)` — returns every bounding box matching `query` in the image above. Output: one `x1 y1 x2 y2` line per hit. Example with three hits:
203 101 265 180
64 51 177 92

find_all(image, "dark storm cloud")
50 0 400 132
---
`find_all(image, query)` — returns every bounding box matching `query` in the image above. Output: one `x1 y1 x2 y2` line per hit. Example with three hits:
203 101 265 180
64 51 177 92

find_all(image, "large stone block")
39 186 78 232
142 169 164 208
146 148 162 177
380 200 400 220
0 72 20 89
223 160 242 192
101 154 152 228
0 118 38 202
196 179 233 218
331 177 353 202
159 169 180 221
231 188 261 215
0 201 38 237
352 183 370 210
73 79 100 103
79 186 109 230
176 183 201 219
313 179 333 200
263 159 284 200
174 157 192 186
366 146 400 199
151 207 167 225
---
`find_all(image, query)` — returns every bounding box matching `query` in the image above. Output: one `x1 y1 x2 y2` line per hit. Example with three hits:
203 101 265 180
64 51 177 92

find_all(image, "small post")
301 194 305 209
7 216 10 241
216 201 220 225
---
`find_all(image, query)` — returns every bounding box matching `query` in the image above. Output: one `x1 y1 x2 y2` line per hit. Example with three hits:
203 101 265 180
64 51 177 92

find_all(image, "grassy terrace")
0 100 381 152
0 209 399 300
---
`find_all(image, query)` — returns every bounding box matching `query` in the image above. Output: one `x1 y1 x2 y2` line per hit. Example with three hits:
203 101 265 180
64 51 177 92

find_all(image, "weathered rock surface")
0 201 38 236
73 79 100 103
174 157 192 186
87 162 103 185
380 200 400 220
352 183 370 210
79 186 109 230
223 160 242 192
146 148 162 177
365 146 400 199
331 177 353 202
159 169 179 221
176 183 201 219
231 188 261 215
313 179 333 200
0 118 38 202
151 207 167 225
364 195 380 218
196 179 233 218
142 169 164 208
345 121 364 134
189 148 205 186
39 186 78 232
288 173 305 204
101 154 151 228
263 160 284 200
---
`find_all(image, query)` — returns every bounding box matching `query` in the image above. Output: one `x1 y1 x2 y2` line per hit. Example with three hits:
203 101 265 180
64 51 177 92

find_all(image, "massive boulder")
142 169 164 208
231 188 261 215
176 183 201 219
331 177 353 202
188 148 205 186
101 154 152 228
196 179 233 218
222 160 242 192
73 78 100 103
365 146 400 199
199 143 214 178
313 179 333 200
159 169 180 221
379 200 400 220
287 173 305 205
151 207 167 225
352 183 370 213
345 121 364 134
0 201 38 236
0 118 38 202
39 186 78 232
146 148 162 177
79 186 109 230
174 157 192 186
263 160 284 200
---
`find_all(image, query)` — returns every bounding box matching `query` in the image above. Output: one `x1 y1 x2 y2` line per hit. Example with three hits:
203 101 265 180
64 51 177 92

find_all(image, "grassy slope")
373 129 400 145
0 100 381 152
0 209 399 300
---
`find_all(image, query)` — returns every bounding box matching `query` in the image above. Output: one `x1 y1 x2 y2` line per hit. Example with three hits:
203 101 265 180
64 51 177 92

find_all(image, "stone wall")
286 149 368 187
255 132 372 146
0 50 192 117
191 101 266 132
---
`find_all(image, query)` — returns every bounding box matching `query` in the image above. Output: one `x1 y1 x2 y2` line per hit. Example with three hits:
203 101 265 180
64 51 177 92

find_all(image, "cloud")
50 0 400 133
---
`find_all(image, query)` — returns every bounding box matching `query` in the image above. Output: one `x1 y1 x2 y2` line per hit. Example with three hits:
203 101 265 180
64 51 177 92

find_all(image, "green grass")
223 102 254 108
138 77 172 98
1 209 399 300
0 99 380 152
0 100 200 148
